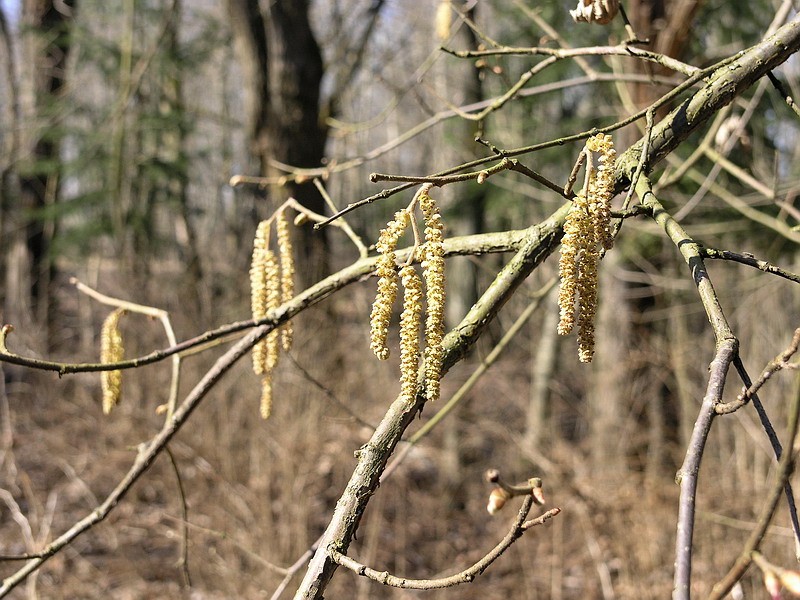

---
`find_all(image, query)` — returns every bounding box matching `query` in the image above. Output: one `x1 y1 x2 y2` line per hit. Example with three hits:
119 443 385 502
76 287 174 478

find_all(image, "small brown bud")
532 486 546 505
570 0 619 25
487 488 511 515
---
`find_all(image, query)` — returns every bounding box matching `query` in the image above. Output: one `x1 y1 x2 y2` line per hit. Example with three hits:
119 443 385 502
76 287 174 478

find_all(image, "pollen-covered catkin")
419 193 445 401
263 248 281 373
276 210 294 352
557 193 591 335
370 209 409 359
399 265 424 403
260 373 273 420
577 245 599 363
100 308 125 414
250 220 271 375
557 133 615 362
586 133 616 251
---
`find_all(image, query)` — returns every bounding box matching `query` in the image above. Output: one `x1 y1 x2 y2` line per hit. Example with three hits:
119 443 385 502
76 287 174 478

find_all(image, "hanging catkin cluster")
100 308 126 414
557 133 616 363
250 211 295 419
369 191 446 403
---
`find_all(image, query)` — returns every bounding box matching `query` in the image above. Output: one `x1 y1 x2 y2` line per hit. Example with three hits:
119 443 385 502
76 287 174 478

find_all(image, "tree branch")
0 229 531 375
329 499 560 590
636 176 737 600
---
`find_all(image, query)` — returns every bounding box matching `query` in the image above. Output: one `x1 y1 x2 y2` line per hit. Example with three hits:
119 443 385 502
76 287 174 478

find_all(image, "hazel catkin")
370 209 409 360
100 308 126 414
419 192 445 401
276 210 295 352
399 264 424 403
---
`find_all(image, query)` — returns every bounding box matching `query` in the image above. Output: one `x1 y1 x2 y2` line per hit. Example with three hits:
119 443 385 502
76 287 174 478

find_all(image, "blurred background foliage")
0 0 798 597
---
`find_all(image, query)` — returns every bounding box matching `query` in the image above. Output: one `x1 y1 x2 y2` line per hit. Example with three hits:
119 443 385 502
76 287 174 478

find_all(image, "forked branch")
330 497 560 590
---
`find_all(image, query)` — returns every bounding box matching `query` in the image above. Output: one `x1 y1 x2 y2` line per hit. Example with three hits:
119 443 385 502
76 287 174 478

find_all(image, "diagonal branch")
294 203 571 599
636 176 737 600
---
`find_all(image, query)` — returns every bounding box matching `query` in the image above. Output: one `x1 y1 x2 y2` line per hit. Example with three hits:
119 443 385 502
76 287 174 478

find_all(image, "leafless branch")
330 498 560 590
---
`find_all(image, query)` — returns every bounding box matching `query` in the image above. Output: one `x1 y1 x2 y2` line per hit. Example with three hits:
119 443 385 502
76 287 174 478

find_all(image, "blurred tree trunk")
159 0 207 320
588 257 629 472
12 0 77 343
0 8 20 319
627 0 703 109
228 0 329 285
525 297 559 451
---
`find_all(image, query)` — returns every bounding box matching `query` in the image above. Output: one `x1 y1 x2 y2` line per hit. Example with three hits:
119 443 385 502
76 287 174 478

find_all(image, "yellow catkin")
370 209 409 359
586 133 616 251
419 193 446 401
100 308 125 414
263 248 281 373
557 193 590 335
577 244 599 362
557 133 615 362
260 373 273 420
250 220 271 375
399 265 424 403
276 210 294 352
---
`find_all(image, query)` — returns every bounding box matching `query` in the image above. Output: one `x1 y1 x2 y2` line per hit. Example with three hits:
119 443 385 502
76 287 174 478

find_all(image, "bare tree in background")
7 0 78 342
228 0 330 282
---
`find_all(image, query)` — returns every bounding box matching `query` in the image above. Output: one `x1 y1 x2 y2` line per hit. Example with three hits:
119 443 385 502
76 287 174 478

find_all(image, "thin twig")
165 446 191 588
329 498 560 590
441 44 698 76
707 357 800 599
0 322 271 597
716 329 800 414
701 247 800 284
729 355 800 557
767 71 800 118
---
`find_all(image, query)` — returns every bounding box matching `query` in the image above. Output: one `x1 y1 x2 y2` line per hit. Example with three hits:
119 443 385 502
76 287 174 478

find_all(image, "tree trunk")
14 0 77 343
228 0 329 285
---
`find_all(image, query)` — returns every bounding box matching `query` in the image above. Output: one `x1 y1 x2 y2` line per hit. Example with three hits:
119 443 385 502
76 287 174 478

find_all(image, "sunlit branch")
442 43 699 77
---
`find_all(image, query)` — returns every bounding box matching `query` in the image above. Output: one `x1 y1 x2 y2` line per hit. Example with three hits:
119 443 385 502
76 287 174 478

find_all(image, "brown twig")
701 247 800 285
767 71 800 118
442 44 697 76
329 497 560 590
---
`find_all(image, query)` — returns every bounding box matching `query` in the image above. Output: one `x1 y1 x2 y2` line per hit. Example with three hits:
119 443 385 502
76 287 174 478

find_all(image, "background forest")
1 0 799 598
